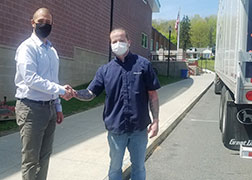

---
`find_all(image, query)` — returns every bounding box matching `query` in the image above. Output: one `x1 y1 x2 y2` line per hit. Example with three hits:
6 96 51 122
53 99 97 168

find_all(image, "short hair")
110 28 129 40
32 7 53 21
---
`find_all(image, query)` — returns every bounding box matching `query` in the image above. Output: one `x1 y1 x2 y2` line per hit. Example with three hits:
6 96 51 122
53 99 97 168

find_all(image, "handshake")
60 85 77 101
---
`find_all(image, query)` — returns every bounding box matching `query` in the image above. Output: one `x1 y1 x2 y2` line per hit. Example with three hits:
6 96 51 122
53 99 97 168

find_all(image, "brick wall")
152 27 176 51
0 0 153 59
113 0 152 59
0 0 111 57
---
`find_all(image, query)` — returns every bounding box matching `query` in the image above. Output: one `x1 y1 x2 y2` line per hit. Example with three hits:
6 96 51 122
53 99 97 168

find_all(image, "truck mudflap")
223 101 252 150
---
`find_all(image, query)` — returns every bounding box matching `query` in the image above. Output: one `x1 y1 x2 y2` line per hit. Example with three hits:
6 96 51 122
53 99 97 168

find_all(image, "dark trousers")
15 99 57 180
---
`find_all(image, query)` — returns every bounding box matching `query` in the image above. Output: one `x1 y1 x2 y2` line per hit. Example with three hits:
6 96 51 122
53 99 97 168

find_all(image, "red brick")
1 0 153 59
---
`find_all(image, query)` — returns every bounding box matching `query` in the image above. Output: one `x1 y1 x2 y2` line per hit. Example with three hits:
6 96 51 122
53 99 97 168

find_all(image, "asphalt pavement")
145 85 252 180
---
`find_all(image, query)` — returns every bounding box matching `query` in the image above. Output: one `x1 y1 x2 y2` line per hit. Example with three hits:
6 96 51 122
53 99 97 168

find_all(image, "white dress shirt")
14 33 65 112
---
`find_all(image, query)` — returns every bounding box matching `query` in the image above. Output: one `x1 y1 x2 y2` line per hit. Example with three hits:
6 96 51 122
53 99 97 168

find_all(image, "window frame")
141 33 148 49
150 39 154 51
156 42 159 51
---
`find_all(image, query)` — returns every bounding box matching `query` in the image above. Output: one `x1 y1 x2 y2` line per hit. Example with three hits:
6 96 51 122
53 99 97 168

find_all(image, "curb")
122 80 214 180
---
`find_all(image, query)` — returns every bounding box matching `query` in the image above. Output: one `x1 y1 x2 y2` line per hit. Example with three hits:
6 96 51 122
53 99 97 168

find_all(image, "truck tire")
222 89 233 146
214 75 223 94
219 86 227 132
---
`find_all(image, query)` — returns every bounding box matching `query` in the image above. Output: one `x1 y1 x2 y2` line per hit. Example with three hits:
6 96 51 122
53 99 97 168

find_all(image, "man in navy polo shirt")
75 28 160 180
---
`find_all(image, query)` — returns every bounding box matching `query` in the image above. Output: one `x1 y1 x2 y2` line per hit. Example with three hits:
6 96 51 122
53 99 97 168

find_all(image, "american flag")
175 11 180 32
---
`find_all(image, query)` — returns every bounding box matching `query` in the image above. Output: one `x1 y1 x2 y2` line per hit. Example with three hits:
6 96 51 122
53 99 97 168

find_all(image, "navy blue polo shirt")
88 52 160 134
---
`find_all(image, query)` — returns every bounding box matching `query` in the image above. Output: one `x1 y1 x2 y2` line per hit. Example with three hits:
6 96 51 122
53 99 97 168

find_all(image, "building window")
150 39 153 51
142 0 147 4
141 33 148 49
156 42 159 51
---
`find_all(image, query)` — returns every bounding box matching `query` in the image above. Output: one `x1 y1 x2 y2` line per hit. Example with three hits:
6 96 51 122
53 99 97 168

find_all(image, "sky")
152 0 219 20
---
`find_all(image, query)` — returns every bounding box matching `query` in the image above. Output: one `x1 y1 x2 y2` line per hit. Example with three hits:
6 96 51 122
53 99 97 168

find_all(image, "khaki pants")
15 99 57 180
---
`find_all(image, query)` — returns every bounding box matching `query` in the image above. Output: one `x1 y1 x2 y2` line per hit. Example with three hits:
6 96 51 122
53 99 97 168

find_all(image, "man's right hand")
60 85 76 101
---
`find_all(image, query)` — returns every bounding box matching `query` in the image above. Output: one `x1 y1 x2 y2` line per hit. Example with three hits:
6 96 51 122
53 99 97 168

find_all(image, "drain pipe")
108 0 114 61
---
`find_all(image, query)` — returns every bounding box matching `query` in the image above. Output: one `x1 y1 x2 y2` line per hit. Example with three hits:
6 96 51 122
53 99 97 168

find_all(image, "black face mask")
35 23 52 39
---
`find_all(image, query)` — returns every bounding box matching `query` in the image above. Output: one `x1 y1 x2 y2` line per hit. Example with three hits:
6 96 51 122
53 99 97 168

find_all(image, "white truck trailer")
215 0 252 150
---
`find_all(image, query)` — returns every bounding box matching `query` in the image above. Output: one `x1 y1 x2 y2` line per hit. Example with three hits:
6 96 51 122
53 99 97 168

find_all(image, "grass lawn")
0 74 182 135
197 59 215 72
0 121 19 136
0 101 18 134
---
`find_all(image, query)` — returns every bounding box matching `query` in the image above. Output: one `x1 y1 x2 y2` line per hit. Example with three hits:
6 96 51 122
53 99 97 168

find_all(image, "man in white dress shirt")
14 8 73 180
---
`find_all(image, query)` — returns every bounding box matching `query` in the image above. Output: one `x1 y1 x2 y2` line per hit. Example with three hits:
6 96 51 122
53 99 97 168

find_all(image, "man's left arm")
148 90 159 138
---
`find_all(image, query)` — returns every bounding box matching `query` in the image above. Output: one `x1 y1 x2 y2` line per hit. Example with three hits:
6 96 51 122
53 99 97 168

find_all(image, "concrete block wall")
59 47 108 87
151 61 188 77
0 45 16 101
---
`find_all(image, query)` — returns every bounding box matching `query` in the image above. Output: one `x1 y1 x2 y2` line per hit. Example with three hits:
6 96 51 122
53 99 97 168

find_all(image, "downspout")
108 0 114 62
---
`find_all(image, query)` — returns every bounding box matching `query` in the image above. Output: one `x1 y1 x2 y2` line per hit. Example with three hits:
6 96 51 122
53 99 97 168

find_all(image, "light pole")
167 26 172 77
200 53 203 73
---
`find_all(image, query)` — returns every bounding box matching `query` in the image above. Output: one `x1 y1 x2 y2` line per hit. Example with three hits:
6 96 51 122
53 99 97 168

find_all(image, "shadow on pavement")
159 78 194 106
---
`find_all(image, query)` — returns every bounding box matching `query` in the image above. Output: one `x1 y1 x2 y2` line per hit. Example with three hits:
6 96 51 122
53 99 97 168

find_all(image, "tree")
179 15 192 51
205 15 217 48
190 15 214 48
152 14 217 49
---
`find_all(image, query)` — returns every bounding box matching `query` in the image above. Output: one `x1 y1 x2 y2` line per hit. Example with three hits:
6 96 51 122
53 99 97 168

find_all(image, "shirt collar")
31 33 52 48
115 51 133 64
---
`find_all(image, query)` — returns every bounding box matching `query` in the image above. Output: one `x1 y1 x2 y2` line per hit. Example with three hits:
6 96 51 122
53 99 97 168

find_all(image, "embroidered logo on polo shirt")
133 72 142 75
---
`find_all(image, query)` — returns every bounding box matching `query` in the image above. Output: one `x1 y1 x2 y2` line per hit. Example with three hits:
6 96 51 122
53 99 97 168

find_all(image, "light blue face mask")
111 42 129 56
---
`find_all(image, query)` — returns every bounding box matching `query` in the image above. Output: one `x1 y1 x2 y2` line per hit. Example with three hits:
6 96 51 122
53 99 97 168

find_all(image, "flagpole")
177 18 180 52
177 8 180 61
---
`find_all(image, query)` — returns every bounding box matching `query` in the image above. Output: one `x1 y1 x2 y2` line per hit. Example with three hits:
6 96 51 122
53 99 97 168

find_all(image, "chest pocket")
130 71 144 93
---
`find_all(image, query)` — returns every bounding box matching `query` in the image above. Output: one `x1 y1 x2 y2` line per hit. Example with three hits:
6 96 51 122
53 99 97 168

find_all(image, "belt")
18 98 55 105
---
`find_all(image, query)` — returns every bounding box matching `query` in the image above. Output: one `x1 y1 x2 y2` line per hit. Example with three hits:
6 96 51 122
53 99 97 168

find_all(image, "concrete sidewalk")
0 73 214 180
